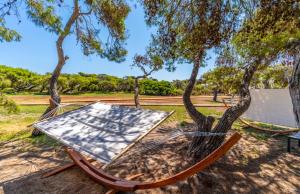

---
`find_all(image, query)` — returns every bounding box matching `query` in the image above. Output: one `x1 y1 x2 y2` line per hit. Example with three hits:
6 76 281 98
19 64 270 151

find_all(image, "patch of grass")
19 105 48 114
0 115 38 142
0 128 32 142
231 120 273 141
27 134 61 147
0 105 48 142
144 105 223 123
254 122 289 131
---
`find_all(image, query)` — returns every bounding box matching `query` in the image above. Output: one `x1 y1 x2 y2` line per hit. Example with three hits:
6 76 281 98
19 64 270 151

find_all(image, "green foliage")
233 0 300 60
139 79 176 96
0 65 178 96
1 0 130 62
0 18 21 42
142 0 241 68
0 65 43 93
76 0 130 61
26 0 62 34
0 93 20 113
201 66 243 95
132 53 163 77
251 64 291 89
199 64 290 95
1 64 290 96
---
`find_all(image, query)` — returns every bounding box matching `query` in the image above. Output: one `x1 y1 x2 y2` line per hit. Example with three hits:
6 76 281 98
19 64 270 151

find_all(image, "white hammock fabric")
34 101 227 165
33 102 172 164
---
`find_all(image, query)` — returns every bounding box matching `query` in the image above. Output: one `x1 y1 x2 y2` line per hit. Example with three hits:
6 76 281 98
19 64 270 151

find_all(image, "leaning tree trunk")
289 51 300 128
183 53 215 156
134 77 141 108
32 2 79 136
194 59 262 159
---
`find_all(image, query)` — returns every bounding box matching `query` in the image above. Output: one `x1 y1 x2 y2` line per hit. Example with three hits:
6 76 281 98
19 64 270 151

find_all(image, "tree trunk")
213 89 218 102
289 51 300 128
195 59 261 159
39 84 46 94
134 77 141 108
32 1 79 136
183 53 215 156
263 79 270 89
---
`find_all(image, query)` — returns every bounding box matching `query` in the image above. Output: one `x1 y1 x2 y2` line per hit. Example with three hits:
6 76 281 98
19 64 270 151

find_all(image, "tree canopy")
142 0 240 68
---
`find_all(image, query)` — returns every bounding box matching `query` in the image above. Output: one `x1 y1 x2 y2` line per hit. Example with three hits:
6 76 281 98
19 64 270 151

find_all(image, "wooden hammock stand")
45 132 241 193
222 98 299 135
38 100 241 192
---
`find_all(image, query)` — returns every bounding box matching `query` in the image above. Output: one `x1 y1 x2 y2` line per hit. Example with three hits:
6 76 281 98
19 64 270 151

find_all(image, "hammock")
33 100 241 193
222 98 299 134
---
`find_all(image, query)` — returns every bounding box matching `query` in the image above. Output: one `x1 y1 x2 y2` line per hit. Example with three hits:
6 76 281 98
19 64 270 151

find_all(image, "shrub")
1 88 15 94
140 79 176 96
0 93 20 113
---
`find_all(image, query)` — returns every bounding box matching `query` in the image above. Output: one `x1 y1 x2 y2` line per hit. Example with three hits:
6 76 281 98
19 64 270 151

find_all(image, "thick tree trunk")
183 53 215 156
134 77 141 108
289 52 300 128
32 1 79 136
213 89 218 102
195 60 261 159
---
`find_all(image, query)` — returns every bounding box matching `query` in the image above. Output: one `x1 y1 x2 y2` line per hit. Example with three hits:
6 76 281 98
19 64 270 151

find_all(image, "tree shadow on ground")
1 168 106 194
1 125 300 194
0 140 106 194
108 125 300 194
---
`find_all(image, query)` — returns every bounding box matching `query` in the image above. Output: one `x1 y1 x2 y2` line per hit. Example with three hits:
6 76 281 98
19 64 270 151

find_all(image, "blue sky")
0 2 216 81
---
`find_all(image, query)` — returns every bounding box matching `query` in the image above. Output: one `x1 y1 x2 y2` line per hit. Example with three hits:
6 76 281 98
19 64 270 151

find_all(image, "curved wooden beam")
222 99 299 134
67 132 241 192
238 118 299 134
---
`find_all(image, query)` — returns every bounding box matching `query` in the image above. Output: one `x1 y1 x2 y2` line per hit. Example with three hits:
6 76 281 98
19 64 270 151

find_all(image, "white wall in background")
242 89 297 128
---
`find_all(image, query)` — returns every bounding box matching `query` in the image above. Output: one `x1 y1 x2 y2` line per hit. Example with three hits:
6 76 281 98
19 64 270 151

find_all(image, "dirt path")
1 125 299 194
9 95 229 106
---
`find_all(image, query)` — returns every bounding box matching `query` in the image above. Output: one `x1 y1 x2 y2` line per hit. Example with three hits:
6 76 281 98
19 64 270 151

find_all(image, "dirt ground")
1 123 299 194
9 95 228 106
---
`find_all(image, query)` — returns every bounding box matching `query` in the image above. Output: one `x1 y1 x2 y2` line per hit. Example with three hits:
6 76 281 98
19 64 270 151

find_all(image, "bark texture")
289 51 300 128
183 53 215 155
32 1 79 136
185 54 261 159
198 61 260 158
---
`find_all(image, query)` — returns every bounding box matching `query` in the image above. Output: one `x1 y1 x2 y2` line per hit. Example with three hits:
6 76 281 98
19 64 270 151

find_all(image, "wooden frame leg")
42 162 77 178
42 159 95 178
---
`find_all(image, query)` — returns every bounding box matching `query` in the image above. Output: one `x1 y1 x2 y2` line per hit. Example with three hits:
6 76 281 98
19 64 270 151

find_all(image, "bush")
89 84 99 91
98 81 117 92
0 93 20 113
1 88 15 94
140 79 176 96
173 88 184 95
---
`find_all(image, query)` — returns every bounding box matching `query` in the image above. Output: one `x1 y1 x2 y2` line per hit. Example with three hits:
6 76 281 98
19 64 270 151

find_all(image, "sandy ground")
1 123 300 194
8 95 229 106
